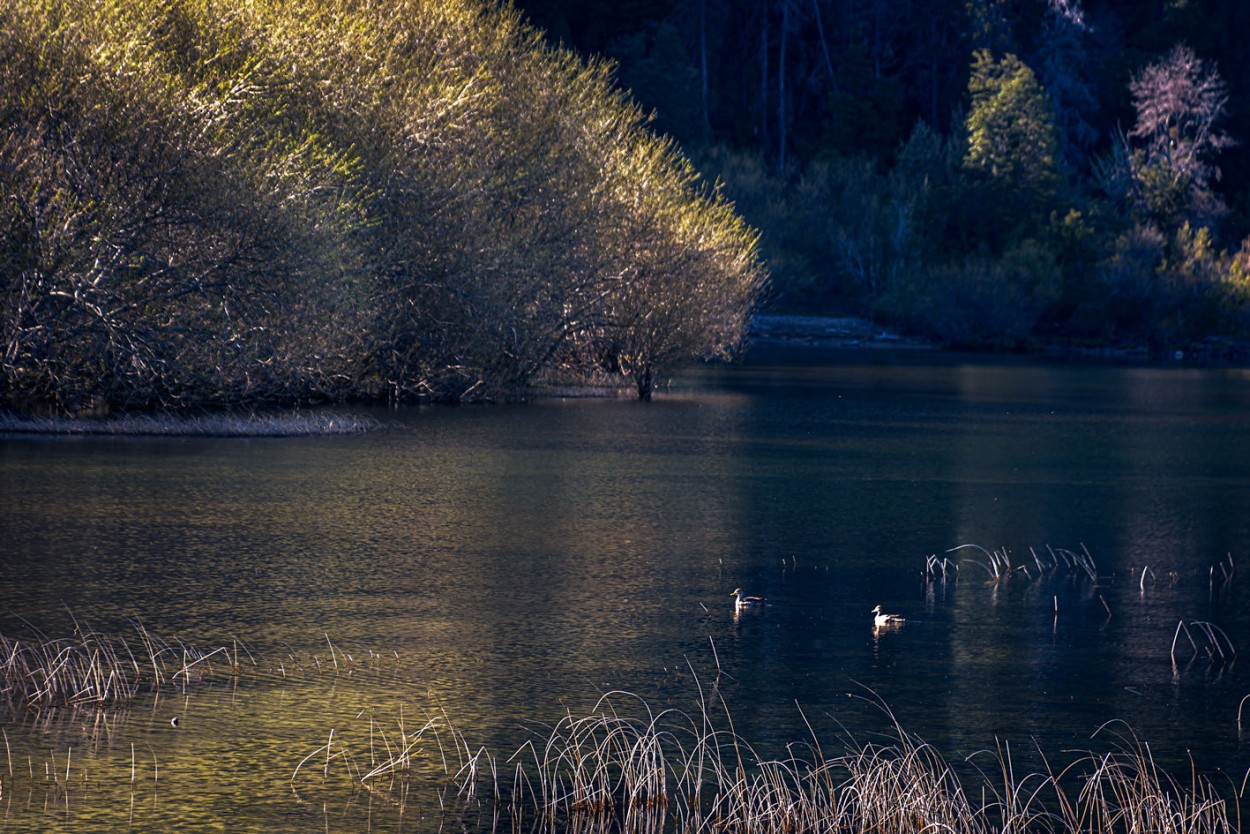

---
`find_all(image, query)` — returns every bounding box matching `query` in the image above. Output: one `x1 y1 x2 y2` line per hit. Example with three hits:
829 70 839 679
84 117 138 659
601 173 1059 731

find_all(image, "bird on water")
731 588 766 609
871 604 904 627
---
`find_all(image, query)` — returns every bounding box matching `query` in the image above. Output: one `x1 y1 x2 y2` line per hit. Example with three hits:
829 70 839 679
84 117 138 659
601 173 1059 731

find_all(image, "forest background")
516 0 1250 352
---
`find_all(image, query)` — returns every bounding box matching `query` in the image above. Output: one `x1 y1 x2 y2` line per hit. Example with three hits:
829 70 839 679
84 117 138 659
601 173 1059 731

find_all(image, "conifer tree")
962 50 1060 248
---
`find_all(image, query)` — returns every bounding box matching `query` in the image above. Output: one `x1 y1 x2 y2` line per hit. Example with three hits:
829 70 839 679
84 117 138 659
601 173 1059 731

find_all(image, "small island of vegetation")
0 0 767 418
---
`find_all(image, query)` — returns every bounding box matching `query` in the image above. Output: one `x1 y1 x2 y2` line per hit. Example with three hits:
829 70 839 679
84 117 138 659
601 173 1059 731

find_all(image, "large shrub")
0 0 766 412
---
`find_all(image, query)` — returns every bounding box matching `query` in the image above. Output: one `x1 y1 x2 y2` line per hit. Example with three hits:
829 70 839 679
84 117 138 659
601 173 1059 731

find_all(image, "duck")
731 588 766 609
871 604 904 627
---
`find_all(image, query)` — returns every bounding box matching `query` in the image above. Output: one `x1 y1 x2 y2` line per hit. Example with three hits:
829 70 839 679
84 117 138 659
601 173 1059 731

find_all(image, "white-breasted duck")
871 604 904 626
732 588 766 609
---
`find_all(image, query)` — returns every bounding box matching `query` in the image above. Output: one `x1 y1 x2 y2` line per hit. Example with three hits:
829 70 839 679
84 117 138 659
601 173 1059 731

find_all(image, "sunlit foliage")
0 0 766 413
963 51 1060 230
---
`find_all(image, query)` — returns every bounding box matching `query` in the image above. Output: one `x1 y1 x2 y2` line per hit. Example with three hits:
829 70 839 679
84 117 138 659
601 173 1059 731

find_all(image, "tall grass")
295 688 1243 834
0 620 399 711
0 620 235 709
4 620 1239 832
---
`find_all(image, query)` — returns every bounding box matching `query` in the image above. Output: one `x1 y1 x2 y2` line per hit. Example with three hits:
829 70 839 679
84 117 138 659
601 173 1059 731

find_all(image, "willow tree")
259 0 766 403
590 136 766 399
0 0 373 413
1 0 767 413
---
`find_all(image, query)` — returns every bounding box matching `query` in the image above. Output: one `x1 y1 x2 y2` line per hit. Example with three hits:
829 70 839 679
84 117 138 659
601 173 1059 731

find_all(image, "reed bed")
0 620 237 709
0 621 403 714
295 689 1243 834
923 543 1242 676
3 619 1240 833
935 543 1101 585
1172 620 1238 665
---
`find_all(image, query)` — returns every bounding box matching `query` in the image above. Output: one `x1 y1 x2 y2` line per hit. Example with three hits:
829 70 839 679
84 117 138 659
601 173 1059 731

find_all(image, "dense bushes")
0 0 765 414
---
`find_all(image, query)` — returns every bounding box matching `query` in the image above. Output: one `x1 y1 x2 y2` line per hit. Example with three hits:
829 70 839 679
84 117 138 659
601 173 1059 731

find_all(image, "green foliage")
607 22 702 144
964 51 1058 189
0 0 766 412
962 50 1062 250
1217 238 1250 333
892 240 1061 348
890 120 969 262
824 45 907 159
1095 223 1167 340
704 147 918 316
1089 219 1242 347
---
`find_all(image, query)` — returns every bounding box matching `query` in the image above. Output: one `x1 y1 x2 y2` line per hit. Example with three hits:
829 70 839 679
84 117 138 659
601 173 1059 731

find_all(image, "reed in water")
297 688 1242 834
0 619 231 709
4 620 1238 833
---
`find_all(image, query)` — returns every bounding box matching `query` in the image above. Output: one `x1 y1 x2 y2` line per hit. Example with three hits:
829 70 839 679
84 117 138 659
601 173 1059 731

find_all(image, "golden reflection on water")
0 663 486 832
3 356 1250 830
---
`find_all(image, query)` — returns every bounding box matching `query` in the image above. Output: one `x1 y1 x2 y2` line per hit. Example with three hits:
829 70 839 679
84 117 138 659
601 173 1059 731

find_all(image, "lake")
2 347 1249 832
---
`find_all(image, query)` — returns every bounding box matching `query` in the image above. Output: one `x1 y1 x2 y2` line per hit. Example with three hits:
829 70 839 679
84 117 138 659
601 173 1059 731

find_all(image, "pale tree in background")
1125 43 1234 232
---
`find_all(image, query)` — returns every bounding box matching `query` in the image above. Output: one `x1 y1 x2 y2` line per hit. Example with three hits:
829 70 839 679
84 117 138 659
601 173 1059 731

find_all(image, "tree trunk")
700 0 710 144
811 0 836 87
778 0 787 172
758 0 769 160
636 363 654 400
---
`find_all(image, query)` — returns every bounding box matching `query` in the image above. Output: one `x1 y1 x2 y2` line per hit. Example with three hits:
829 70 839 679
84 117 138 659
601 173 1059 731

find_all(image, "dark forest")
517 0 1250 351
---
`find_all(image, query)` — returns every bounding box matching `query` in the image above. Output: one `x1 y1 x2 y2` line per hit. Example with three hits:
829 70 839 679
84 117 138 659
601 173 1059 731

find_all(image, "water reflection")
2 350 1249 831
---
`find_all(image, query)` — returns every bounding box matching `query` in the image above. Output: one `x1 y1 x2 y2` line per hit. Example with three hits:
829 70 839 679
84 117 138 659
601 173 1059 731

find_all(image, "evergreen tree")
1034 0 1099 176
962 50 1060 248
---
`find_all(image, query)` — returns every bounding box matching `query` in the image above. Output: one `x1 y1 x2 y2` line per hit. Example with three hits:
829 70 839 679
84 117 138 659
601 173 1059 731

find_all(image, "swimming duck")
872 604 904 626
731 588 766 609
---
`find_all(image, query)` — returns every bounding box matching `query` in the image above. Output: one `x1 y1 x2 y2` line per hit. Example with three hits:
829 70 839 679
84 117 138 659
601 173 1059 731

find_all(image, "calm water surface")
2 348 1250 831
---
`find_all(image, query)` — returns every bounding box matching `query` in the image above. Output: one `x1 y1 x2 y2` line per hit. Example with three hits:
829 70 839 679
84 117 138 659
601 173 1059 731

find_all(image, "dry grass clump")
0 620 237 709
295 689 1243 834
1055 723 1239 834
0 621 402 717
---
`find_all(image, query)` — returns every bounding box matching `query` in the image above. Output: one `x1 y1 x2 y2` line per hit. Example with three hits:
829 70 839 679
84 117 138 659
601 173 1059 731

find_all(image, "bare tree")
1125 43 1234 230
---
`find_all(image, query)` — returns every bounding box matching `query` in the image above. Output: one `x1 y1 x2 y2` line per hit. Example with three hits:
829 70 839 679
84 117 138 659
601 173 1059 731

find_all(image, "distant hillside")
512 0 1250 355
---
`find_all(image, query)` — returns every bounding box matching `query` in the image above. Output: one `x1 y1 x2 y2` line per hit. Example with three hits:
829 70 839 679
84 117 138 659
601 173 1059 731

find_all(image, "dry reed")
5 619 1239 834
944 543 1101 586
0 619 237 709
293 687 1242 834
0 619 405 715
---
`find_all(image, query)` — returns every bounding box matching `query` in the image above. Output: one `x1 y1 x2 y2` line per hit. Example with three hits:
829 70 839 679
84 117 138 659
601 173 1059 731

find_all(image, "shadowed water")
2 348 1249 831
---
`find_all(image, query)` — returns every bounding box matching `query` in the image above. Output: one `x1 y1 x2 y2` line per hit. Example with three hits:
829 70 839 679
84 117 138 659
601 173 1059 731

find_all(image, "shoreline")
749 314 936 351
4 316 1247 435
751 312 1250 366
0 410 378 437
